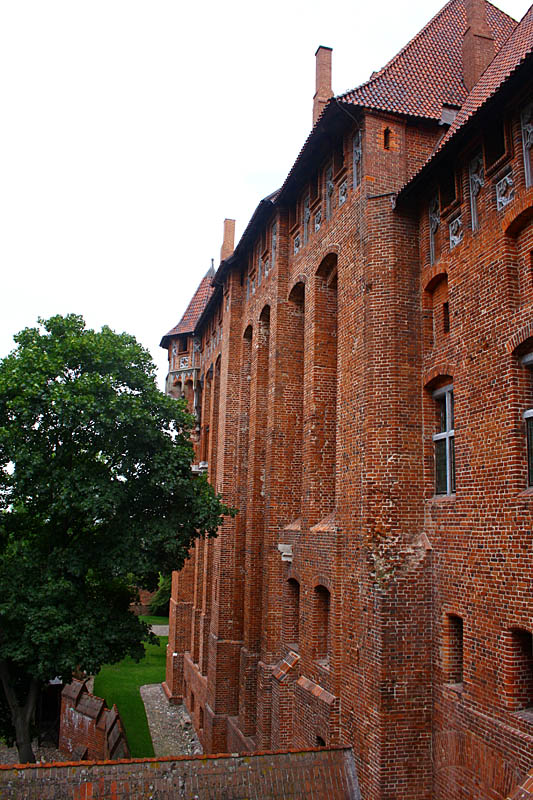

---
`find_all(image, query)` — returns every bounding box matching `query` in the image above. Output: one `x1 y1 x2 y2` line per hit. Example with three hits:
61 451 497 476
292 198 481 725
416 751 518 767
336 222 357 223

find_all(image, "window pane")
526 417 533 486
435 439 447 494
437 397 447 432
450 435 456 493
449 390 454 429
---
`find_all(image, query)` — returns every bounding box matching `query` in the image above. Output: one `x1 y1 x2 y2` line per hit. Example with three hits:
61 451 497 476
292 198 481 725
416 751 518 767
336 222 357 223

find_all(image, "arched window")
383 127 391 150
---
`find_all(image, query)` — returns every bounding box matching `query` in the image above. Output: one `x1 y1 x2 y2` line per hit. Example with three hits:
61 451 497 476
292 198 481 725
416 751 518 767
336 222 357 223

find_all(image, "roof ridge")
398 2 533 197
345 0 459 95
337 0 517 105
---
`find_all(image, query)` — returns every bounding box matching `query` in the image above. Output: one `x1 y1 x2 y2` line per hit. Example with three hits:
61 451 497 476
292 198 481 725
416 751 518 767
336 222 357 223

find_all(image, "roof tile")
338 0 515 120
160 267 215 347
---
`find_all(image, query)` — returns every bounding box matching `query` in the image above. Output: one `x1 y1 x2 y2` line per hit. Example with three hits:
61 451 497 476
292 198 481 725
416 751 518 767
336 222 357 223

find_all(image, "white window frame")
432 383 455 495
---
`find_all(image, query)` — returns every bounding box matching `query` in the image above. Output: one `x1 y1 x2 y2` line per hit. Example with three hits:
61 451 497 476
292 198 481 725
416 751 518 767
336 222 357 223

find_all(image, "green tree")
0 314 228 762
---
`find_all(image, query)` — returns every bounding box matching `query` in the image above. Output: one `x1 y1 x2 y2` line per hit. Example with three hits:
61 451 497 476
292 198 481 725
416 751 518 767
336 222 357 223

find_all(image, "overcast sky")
1 0 530 387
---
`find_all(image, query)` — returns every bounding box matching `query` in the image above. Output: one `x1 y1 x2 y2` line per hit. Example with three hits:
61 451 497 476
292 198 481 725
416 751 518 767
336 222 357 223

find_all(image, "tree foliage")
0 314 228 760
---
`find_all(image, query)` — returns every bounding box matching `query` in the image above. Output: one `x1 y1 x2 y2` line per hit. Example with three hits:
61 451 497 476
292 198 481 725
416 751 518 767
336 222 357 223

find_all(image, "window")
353 129 362 188
199 707 204 729
524 409 533 487
469 152 484 230
383 127 391 150
325 165 334 221
522 102 533 188
444 614 463 684
303 194 310 246
315 585 330 662
504 628 533 712
429 193 440 265
443 301 450 334
521 352 533 486
284 578 300 649
271 222 277 269
485 119 506 169
433 384 455 495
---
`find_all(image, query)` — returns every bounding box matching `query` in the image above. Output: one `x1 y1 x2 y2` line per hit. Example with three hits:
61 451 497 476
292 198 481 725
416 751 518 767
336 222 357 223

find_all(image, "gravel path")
151 625 169 636
0 740 63 765
140 683 202 757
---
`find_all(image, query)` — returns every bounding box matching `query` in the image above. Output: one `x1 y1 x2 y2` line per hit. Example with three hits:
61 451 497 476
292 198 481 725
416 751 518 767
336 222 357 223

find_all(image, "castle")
160 1 533 797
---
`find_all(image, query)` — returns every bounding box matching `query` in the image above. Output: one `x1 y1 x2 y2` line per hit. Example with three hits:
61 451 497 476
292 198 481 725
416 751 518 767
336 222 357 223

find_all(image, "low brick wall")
59 679 129 761
0 746 360 799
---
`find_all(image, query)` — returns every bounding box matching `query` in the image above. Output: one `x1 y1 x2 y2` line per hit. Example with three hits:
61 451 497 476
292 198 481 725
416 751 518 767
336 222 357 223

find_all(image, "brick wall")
0 746 360 799
162 8 533 799
59 680 129 761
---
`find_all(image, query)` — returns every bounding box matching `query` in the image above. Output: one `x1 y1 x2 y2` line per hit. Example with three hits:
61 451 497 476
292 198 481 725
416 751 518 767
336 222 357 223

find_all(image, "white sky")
1 0 530 388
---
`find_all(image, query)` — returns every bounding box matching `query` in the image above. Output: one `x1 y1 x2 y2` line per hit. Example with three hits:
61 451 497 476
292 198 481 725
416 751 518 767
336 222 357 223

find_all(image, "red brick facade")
161 2 533 797
59 680 129 762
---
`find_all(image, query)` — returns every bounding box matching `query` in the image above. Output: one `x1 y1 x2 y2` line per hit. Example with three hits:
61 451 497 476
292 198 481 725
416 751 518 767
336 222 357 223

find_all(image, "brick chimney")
313 46 333 126
220 218 235 262
462 0 495 91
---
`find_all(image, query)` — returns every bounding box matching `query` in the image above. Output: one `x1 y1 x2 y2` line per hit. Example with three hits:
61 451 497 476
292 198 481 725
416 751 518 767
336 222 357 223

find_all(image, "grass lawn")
139 614 169 626
93 636 168 758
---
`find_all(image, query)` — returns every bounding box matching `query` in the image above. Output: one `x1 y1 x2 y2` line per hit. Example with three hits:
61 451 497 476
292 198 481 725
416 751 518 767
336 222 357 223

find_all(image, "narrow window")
521 102 533 188
199 707 204 729
353 129 362 188
469 152 484 230
383 127 391 150
433 384 455 495
315 585 330 662
445 614 463 684
285 579 300 648
521 352 533 487
485 119 506 168
524 409 533 487
325 165 334 221
440 171 456 209
190 691 195 712
429 194 440 265
257 255 263 287
303 194 310 246
443 302 450 333
271 222 277 269
505 629 533 711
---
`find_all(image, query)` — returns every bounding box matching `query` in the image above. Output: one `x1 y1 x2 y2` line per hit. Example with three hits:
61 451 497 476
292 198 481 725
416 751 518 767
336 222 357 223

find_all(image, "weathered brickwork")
59 680 129 762
160 2 533 798
0 747 360 800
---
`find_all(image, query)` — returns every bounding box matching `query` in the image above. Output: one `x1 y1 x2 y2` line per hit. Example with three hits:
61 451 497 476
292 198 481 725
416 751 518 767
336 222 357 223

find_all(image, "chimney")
462 0 495 91
220 218 235 262
313 46 333 126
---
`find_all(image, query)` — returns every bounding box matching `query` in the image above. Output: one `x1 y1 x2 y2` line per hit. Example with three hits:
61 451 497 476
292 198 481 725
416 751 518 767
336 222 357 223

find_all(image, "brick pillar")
239 307 271 738
164 559 194 702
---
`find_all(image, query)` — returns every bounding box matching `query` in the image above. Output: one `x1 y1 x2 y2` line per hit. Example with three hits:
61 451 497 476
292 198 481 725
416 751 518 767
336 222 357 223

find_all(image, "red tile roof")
398 2 533 197
338 0 516 120
435 2 533 151
160 267 215 348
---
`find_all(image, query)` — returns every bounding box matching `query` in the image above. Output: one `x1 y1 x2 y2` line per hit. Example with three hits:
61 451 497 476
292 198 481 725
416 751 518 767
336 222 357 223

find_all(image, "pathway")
140 684 202 757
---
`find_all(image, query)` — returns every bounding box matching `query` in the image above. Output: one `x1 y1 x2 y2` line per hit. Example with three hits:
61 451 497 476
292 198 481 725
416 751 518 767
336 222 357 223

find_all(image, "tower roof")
159 266 215 348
